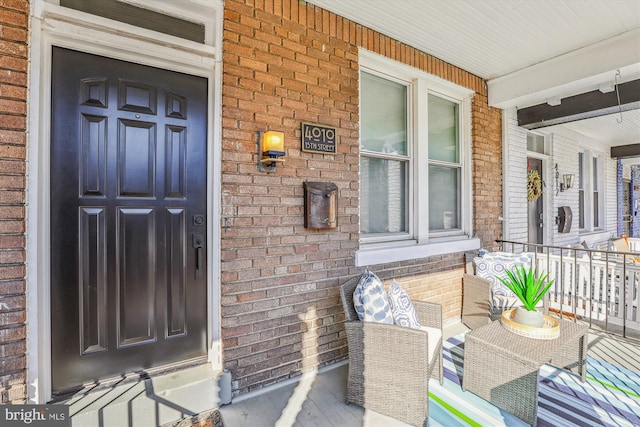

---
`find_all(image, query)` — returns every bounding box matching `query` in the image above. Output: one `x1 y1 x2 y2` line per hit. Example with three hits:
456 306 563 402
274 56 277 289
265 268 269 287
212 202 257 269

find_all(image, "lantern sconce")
258 130 285 173
555 163 575 194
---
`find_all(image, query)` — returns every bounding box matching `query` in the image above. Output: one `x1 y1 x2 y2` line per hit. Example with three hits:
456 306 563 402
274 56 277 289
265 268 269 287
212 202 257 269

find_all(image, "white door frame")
27 1 223 403
526 155 547 245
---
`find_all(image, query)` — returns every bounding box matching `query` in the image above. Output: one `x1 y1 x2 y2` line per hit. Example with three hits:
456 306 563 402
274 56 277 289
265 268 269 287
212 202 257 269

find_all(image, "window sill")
355 237 481 266
578 230 612 247
578 229 608 237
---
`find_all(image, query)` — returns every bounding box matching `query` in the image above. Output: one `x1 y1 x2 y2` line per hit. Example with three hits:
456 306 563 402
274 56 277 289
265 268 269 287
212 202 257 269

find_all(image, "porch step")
67 364 222 427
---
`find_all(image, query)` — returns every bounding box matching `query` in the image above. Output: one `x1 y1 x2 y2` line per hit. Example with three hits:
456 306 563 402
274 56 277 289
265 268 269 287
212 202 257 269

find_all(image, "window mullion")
414 78 429 243
360 150 410 161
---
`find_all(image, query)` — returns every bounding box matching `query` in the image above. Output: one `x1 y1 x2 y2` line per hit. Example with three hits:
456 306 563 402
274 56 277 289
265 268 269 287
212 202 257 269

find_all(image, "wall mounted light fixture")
561 174 575 191
555 163 575 194
258 130 285 173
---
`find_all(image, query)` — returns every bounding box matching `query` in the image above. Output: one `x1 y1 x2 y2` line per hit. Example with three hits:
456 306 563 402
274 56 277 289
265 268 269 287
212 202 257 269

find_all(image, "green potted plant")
498 265 554 327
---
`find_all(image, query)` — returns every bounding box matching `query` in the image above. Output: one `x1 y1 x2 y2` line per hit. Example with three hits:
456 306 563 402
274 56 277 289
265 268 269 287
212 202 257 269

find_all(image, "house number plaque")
301 123 336 154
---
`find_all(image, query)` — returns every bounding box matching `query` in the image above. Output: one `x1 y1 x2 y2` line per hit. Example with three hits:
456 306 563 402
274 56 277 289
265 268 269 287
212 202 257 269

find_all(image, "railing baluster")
494 239 639 340
591 261 596 319
622 257 627 337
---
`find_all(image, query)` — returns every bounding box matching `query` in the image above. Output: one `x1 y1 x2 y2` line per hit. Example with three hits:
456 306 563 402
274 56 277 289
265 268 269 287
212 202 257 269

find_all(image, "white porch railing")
497 240 640 340
628 237 640 252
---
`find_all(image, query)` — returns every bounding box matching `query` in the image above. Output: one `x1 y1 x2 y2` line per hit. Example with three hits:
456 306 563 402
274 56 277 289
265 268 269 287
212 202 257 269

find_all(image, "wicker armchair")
339 276 443 427
462 253 550 330
462 273 494 330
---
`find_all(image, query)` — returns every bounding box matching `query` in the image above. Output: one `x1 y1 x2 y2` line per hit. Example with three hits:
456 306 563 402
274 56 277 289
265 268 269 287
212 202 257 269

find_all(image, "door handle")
192 233 204 277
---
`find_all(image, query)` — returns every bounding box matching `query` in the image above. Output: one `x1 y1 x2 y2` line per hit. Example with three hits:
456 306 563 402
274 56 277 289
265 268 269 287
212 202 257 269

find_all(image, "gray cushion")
387 280 421 329
353 270 394 324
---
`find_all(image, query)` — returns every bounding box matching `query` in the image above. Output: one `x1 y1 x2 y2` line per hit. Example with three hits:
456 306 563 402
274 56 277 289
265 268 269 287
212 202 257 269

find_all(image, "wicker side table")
462 319 588 426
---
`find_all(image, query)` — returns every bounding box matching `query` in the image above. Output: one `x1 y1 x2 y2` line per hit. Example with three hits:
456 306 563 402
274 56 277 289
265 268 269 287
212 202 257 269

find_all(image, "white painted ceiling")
307 0 640 147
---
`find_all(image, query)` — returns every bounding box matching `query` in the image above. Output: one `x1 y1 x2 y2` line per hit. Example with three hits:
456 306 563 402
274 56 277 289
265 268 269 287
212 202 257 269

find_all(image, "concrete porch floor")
64 320 639 427
67 363 222 427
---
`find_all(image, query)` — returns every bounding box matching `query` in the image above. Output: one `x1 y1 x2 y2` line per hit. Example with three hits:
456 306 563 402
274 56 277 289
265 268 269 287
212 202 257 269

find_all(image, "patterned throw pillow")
353 270 394 324
474 252 531 297
387 280 421 329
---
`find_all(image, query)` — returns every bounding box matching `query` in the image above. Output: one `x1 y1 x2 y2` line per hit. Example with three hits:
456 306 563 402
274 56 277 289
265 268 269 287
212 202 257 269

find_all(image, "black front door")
50 47 208 395
527 158 544 250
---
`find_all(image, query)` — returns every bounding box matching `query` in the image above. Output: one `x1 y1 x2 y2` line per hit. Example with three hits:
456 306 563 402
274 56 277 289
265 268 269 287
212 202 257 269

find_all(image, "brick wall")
222 0 502 395
0 0 28 404
471 88 503 251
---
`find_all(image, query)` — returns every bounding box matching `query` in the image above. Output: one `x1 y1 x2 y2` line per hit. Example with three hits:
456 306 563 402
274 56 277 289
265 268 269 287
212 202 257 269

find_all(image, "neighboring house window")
527 133 546 154
593 156 600 229
577 151 603 232
578 152 585 229
357 51 477 265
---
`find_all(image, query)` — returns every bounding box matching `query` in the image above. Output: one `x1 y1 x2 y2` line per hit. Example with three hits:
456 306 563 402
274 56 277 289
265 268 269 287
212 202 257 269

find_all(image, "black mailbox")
557 206 572 233
304 181 338 229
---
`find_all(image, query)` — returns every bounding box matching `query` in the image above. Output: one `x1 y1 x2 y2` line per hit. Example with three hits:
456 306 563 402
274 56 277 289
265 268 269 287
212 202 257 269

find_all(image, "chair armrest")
462 273 492 329
361 321 430 348
413 300 442 329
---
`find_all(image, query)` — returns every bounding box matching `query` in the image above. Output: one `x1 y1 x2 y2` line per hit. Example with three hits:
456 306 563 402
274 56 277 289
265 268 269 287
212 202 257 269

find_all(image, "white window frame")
578 152 585 230
593 155 603 229
359 69 414 243
356 50 479 266
578 150 604 233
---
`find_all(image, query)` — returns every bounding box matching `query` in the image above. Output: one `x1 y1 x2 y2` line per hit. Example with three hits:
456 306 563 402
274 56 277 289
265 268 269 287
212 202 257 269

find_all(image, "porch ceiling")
307 0 640 147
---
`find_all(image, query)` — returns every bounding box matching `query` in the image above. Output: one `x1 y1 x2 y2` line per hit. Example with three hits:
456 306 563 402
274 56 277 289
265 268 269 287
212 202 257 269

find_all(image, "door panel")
166 208 187 337
117 207 156 347
79 206 107 355
50 47 208 395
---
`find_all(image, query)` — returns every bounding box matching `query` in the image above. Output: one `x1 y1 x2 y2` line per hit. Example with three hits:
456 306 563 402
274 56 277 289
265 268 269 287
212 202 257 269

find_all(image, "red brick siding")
222 0 502 395
472 93 503 251
0 0 28 404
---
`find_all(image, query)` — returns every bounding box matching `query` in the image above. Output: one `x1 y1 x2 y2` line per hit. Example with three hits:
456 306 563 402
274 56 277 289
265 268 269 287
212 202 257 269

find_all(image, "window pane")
527 133 545 154
60 0 205 43
593 191 599 228
593 157 598 191
360 156 407 234
578 153 584 189
429 165 459 230
428 94 459 163
361 72 407 155
578 190 585 229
